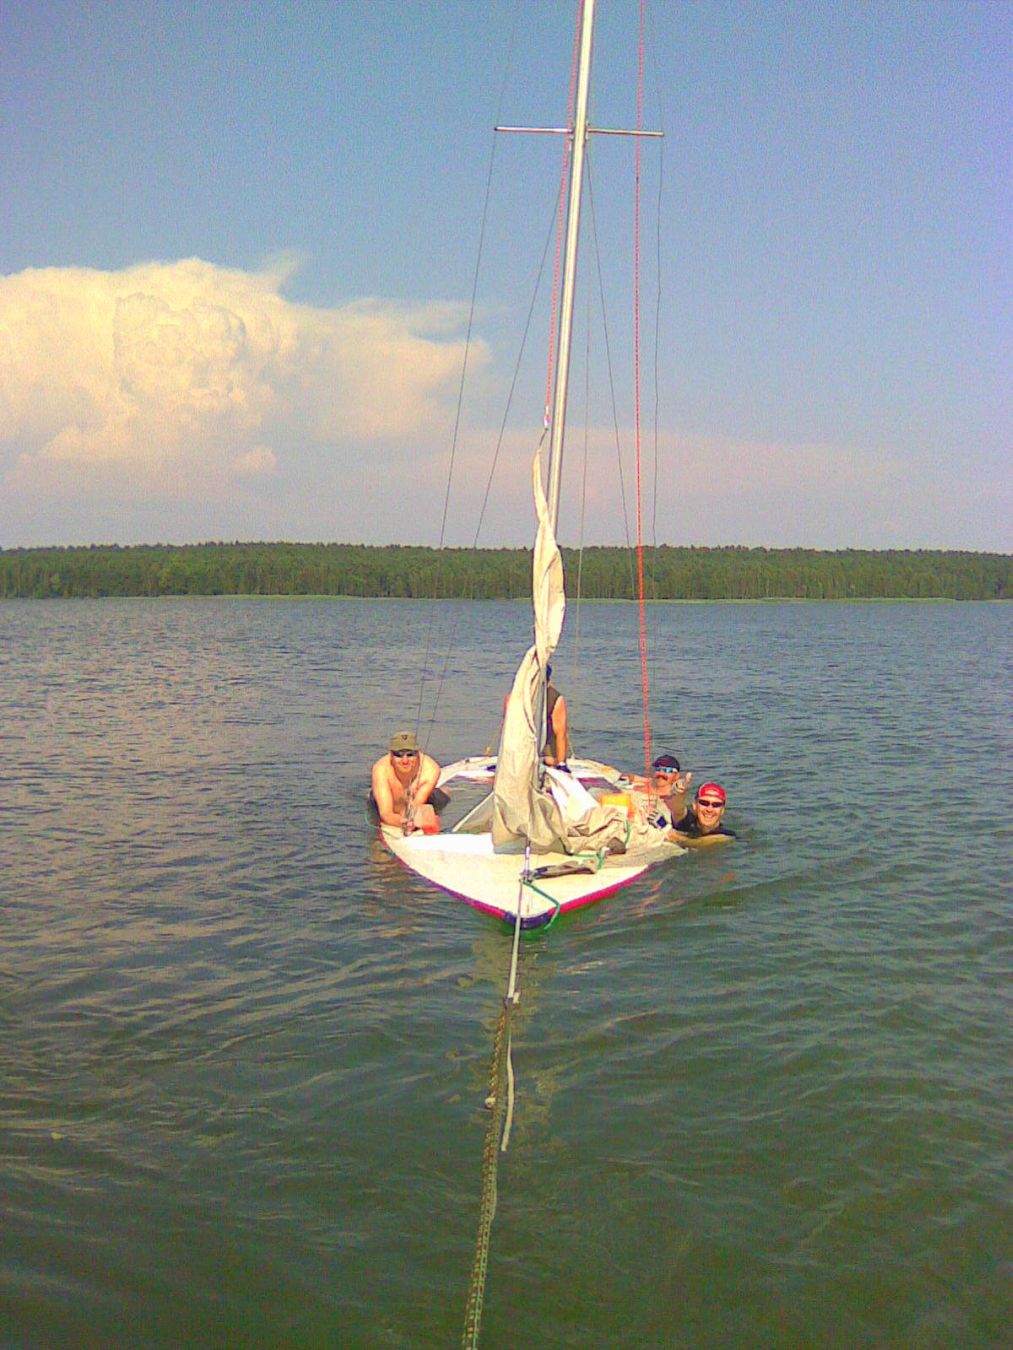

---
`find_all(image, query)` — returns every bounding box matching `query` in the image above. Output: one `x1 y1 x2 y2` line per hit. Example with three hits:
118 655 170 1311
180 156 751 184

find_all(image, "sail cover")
492 452 671 858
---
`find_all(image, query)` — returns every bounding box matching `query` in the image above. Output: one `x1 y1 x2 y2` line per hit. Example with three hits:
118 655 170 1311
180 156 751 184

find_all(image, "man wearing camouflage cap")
369 731 444 834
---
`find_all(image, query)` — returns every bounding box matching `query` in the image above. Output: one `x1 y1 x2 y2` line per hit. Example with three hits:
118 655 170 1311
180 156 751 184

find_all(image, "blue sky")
1 0 1009 550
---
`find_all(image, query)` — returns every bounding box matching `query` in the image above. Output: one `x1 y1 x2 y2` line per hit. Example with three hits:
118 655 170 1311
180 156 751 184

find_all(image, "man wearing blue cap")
632 752 693 826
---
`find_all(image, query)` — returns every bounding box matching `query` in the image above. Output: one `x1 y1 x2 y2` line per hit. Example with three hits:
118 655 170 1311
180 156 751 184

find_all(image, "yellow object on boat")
598 791 635 818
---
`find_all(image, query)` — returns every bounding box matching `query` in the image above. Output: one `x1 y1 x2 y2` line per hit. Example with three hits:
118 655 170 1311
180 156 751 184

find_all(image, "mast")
496 0 658 531
545 0 596 533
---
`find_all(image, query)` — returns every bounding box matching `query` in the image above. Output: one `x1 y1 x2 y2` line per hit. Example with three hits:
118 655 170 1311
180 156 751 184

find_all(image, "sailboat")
381 0 682 927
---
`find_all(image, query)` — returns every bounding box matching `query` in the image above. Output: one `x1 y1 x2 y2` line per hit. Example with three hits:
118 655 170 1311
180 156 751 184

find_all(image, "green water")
1 598 1009 1347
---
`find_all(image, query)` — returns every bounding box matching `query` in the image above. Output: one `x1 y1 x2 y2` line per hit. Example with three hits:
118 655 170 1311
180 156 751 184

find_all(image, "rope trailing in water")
461 865 526 1349
461 985 511 1349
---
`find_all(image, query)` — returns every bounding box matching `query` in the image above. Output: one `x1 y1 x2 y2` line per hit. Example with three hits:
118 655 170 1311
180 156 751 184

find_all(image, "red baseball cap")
695 782 726 804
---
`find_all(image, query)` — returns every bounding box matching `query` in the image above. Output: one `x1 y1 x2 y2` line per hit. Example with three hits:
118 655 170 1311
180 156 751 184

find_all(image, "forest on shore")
1 542 1009 600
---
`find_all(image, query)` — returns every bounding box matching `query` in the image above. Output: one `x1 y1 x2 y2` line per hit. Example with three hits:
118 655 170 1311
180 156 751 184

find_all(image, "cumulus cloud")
0 257 482 507
233 445 278 478
2 258 1004 549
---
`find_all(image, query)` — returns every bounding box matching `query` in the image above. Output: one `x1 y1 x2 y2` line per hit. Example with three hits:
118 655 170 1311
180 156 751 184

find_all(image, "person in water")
632 752 693 825
370 731 445 834
669 782 736 846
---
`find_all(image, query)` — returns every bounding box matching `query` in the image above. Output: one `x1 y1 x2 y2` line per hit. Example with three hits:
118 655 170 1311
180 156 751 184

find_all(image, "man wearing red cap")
669 783 735 846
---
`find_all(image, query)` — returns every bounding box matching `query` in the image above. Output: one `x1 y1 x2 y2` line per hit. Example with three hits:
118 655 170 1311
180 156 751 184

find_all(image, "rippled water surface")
2 598 1009 1347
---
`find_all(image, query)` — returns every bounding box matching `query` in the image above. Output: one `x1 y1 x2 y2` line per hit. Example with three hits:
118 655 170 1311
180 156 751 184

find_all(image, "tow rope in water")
461 854 526 1349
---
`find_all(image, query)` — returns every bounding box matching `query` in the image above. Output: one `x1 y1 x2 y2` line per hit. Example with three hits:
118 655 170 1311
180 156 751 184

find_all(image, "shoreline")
3 593 1006 605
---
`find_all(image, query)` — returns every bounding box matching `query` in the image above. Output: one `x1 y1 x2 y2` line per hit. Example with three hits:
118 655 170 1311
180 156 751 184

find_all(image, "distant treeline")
0 542 1009 601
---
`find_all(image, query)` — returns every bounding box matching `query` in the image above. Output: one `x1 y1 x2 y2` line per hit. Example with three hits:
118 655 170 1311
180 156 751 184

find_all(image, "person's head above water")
693 782 727 833
650 754 687 795
388 730 419 763
652 753 681 773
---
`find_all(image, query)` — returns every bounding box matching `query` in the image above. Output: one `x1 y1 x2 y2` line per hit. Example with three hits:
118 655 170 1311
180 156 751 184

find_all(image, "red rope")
634 0 652 786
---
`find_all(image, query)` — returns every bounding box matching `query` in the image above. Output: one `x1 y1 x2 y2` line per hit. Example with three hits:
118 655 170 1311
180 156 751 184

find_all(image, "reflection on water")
1 598 1010 1347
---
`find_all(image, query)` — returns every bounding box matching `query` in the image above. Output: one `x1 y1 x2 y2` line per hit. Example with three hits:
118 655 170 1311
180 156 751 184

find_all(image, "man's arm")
663 772 693 817
370 761 404 829
550 695 569 763
409 755 441 808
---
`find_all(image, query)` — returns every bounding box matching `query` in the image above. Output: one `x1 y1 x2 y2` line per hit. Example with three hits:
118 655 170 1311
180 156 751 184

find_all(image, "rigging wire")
421 192 563 762
568 0 591 693
574 285 592 667
633 0 653 784
642 0 668 723
585 163 635 577
542 0 586 431
414 0 524 747
473 201 564 544
650 79 665 555
646 109 666 715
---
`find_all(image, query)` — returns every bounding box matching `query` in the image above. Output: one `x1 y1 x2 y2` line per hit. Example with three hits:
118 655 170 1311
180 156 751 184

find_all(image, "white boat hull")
381 825 656 927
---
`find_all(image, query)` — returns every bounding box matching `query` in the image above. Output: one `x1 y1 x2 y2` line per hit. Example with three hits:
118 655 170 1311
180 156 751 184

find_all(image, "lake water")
1 597 1009 1348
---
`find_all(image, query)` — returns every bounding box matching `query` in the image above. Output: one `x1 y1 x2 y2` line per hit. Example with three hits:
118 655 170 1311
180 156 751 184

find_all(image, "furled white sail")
491 451 672 859
491 450 566 851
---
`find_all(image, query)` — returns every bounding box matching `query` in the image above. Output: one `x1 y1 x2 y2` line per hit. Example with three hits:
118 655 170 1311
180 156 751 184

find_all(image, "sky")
1 0 1009 552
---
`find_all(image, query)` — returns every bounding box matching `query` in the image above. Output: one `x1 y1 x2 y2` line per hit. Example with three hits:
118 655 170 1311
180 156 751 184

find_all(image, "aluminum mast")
544 0 596 533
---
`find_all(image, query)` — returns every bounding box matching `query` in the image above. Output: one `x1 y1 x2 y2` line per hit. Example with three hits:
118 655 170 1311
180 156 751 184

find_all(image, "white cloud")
234 445 278 478
1 259 1007 549
0 258 483 509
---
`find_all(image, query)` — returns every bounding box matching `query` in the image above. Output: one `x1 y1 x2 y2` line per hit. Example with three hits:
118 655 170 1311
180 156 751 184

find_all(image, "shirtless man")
370 731 443 834
543 664 569 767
502 663 570 766
669 782 736 847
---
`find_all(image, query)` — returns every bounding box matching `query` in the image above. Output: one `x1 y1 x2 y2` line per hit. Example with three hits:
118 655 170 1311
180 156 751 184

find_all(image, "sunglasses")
653 770 679 779
391 749 418 759
697 798 724 809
